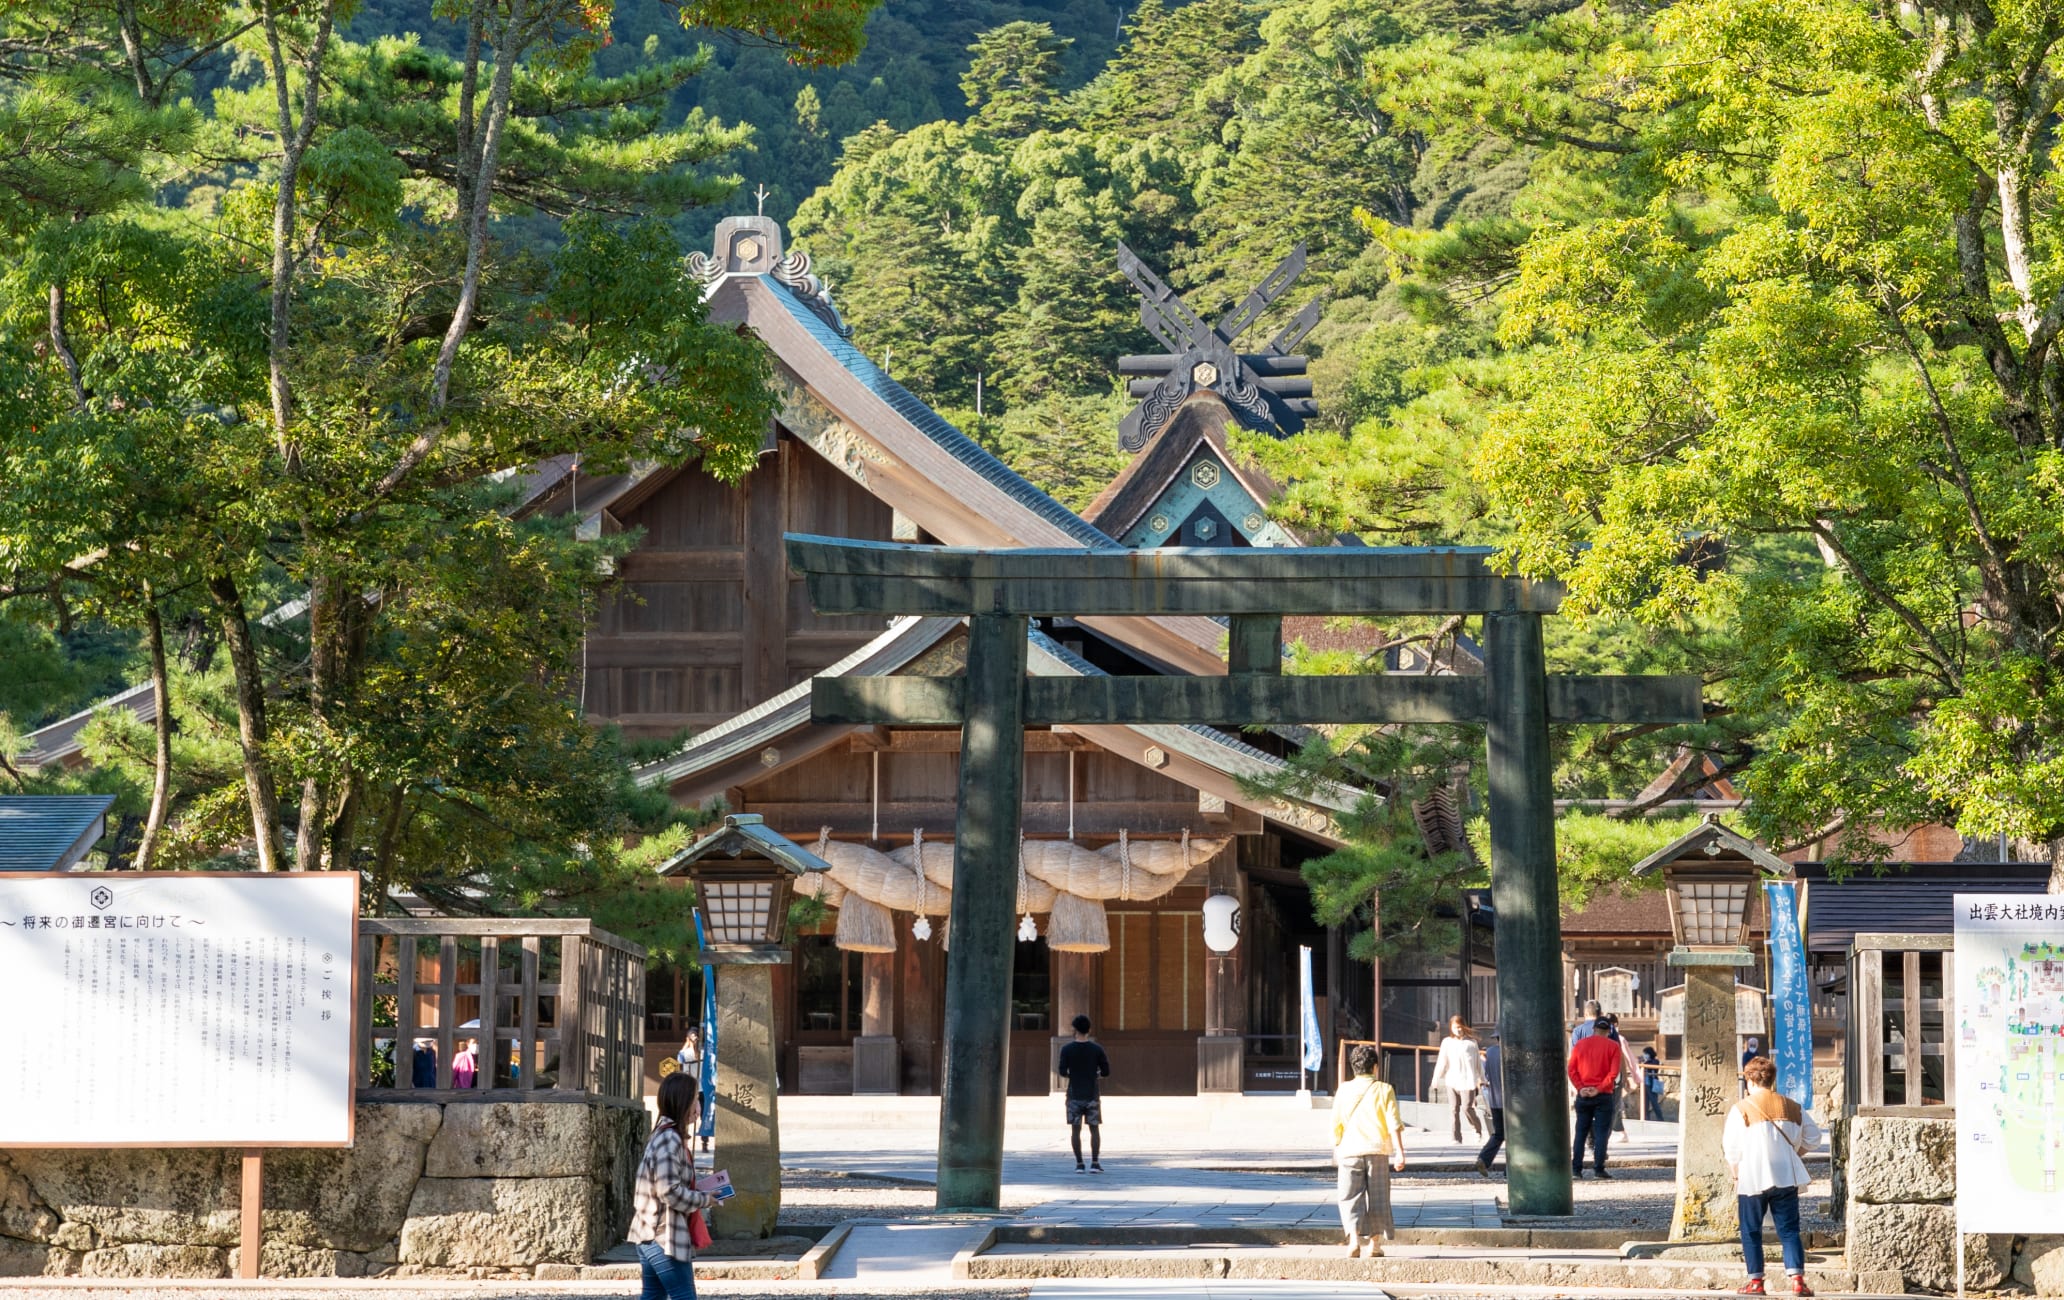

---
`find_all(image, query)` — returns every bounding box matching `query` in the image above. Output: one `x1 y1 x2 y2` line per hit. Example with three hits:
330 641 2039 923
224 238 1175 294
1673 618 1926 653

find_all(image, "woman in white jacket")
1722 1055 1822 1297
1429 1016 1486 1143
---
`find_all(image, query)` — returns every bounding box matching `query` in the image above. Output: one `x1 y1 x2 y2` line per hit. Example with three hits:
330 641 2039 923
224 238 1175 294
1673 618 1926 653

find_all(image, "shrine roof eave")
701 270 1232 676
630 614 1351 844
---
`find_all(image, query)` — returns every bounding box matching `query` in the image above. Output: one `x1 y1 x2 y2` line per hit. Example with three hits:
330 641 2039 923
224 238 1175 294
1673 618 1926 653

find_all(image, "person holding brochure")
630 1072 719 1299
1724 1055 1821 1296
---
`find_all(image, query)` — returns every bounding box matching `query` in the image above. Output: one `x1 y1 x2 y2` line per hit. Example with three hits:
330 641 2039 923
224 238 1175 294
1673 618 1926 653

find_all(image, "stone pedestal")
851 1036 899 1095
1670 962 1742 1241
711 964 780 1238
1197 1035 1243 1093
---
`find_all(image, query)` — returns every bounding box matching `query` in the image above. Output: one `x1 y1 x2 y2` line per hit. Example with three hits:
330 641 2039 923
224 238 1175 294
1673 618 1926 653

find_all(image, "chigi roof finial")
754 183 770 216
1114 242 1322 452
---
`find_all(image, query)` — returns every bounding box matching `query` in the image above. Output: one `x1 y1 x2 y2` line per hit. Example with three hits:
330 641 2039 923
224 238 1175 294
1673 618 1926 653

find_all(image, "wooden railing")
355 919 647 1103
1846 933 1951 1114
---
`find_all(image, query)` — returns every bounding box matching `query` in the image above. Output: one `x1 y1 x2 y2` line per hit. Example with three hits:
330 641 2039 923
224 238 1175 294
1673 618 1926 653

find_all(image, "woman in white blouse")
1429 1016 1486 1143
1722 1055 1822 1297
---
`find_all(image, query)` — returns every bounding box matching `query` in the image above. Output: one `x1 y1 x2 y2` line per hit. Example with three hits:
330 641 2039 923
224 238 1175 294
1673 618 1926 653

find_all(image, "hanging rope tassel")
911 828 932 941
1118 828 1134 902
1018 830 1037 941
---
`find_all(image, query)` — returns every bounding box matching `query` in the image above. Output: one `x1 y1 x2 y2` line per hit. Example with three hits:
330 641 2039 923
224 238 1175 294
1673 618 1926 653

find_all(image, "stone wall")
0 1098 647 1280
1844 1112 2064 1294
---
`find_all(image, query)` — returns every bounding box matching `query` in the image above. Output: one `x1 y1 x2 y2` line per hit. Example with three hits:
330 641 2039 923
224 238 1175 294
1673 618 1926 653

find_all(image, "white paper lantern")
1202 892 1241 953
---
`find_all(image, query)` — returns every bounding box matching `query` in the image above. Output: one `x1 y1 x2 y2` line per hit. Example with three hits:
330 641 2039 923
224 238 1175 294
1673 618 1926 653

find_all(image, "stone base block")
80 1243 228 1279
2017 1235 2064 1296
398 1176 592 1267
1846 1114 1955 1204
852 1036 900 1095
1846 1200 2011 1291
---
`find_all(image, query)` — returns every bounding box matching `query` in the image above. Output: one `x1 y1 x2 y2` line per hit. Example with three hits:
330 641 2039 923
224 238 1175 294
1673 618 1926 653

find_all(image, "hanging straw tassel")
911 829 934 941
1047 890 1110 952
833 894 897 952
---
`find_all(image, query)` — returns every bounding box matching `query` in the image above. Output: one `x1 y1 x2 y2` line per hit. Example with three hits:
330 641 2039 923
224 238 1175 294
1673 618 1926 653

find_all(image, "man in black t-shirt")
1056 1014 1111 1172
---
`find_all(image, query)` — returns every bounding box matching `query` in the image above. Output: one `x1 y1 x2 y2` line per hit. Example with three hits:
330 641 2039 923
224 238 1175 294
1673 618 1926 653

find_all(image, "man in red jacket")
1567 1016 1624 1178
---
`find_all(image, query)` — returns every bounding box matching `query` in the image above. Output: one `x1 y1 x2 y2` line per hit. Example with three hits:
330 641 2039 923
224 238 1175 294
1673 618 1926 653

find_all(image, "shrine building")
523 216 1459 1097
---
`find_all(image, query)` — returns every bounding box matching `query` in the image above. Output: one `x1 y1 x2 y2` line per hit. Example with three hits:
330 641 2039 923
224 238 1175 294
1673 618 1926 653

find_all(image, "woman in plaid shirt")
630 1072 714 1298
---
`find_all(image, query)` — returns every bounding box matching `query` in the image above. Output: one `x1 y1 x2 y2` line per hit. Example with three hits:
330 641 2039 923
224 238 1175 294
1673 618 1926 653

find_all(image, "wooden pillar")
854 950 899 1094
899 927 939 1094
1484 611 1574 1217
1052 951 1096 1091
937 611 1027 1210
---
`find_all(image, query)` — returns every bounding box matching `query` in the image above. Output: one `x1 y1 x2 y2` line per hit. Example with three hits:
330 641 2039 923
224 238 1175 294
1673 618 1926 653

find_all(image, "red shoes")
1738 1280 1765 1294
1790 1276 1814 1296
1739 1276 1811 1296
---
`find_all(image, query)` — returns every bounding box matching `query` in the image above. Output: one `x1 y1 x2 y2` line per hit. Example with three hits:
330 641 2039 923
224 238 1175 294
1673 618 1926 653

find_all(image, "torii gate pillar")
937 612 1029 1207
1484 612 1572 1214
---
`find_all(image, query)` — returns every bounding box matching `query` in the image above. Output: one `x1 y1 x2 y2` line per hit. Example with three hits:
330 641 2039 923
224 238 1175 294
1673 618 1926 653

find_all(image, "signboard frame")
1952 892 2064 1240
0 871 360 1149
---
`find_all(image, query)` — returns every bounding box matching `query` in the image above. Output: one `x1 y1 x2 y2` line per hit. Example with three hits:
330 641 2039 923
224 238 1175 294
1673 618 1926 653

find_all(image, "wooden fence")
1846 932 1951 1114
355 919 646 1102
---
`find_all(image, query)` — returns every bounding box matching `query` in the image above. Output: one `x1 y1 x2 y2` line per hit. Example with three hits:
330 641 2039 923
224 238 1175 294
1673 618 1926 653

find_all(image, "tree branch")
1806 518 1965 691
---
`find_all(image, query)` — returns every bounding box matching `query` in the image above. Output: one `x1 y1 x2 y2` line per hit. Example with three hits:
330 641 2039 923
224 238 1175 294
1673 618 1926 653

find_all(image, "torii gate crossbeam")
784 535 1704 1217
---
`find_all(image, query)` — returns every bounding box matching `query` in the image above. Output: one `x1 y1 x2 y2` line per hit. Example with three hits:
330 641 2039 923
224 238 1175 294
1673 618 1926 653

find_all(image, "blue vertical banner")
1764 881 1813 1110
1298 944 1323 1079
693 909 719 1140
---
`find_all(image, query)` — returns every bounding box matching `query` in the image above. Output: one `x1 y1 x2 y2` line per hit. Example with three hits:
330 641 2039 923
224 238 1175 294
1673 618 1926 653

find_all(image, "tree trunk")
48 283 86 408
260 0 338 456
135 593 175 870
430 0 525 412
209 572 286 871
295 569 334 872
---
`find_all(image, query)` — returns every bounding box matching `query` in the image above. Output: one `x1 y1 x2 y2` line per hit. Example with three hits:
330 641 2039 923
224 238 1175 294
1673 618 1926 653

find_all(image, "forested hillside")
342 0 1133 241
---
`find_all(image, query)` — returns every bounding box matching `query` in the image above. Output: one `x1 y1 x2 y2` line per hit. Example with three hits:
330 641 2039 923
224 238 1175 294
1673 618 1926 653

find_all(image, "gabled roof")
656 813 834 880
751 276 1116 550
1083 395 1290 543
1628 815 1793 878
0 795 115 870
18 685 156 770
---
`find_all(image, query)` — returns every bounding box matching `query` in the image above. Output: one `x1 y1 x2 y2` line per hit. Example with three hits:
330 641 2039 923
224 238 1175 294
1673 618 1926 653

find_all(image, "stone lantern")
1629 814 1789 1242
659 814 831 1237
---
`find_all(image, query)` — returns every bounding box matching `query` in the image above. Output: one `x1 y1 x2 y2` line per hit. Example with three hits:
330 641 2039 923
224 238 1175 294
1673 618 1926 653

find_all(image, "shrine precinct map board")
0 873 357 1147
1954 893 2064 1232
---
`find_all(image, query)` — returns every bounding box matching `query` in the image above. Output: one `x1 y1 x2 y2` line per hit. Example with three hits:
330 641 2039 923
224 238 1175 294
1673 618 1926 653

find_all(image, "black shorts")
1067 1097 1102 1125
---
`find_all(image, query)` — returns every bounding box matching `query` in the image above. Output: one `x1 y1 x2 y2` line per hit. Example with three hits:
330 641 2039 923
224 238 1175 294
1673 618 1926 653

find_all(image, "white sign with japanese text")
1954 893 2064 1233
0 873 357 1147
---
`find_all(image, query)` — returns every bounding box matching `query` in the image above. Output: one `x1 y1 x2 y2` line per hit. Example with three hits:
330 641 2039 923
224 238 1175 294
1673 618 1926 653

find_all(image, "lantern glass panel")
1677 879 1750 947
702 879 775 945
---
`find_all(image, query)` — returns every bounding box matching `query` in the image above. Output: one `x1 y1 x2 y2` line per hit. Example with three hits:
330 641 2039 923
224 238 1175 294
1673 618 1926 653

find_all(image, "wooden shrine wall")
734 730 1254 840
585 432 892 740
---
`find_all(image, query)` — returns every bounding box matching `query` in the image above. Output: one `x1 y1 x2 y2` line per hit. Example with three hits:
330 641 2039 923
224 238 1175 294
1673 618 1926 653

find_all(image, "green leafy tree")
960 21 1072 135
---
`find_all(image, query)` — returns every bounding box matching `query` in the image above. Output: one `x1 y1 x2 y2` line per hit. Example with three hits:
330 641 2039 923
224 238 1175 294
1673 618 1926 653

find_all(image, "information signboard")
0 873 357 1147
1954 893 2064 1232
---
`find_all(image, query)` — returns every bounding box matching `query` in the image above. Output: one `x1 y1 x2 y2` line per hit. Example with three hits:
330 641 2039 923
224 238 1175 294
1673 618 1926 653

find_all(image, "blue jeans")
639 1242 697 1300
1571 1093 1614 1172
1478 1106 1505 1167
1739 1185 1805 1278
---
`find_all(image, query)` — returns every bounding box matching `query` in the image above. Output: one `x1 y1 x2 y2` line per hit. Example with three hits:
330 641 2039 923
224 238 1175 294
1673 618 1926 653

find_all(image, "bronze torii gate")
784 535 1703 1216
